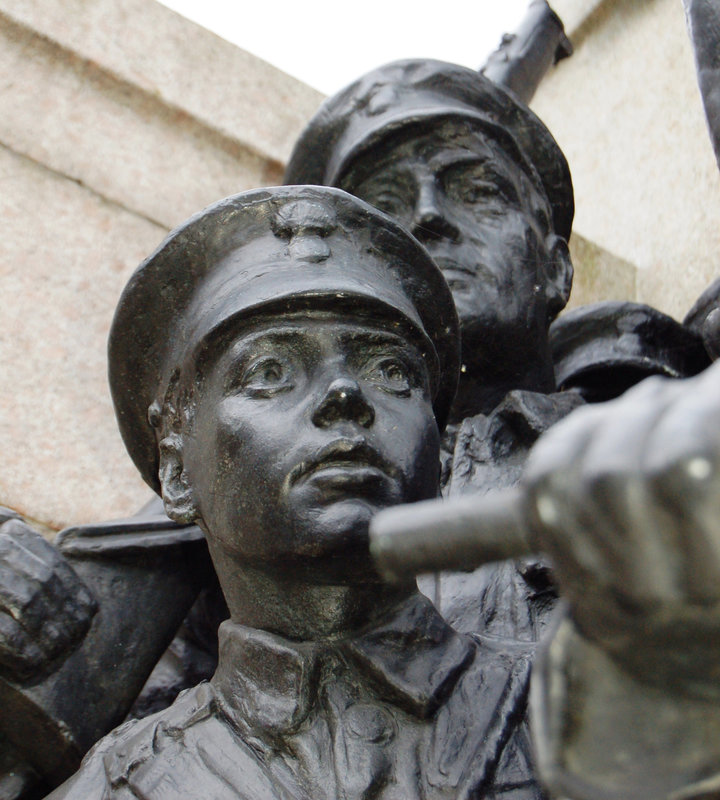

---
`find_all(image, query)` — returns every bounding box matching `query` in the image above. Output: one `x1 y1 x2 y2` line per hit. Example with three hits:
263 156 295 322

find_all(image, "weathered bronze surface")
46 186 552 800
480 0 573 104
2 4 720 797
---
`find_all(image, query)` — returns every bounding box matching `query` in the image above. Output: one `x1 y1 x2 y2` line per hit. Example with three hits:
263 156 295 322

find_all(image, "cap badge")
271 200 337 263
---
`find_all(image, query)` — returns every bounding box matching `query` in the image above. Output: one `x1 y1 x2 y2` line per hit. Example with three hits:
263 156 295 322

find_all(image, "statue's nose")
411 184 460 243
312 377 375 429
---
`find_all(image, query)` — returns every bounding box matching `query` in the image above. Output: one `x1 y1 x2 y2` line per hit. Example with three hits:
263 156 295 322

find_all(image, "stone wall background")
0 0 716 530
532 0 720 319
0 0 322 530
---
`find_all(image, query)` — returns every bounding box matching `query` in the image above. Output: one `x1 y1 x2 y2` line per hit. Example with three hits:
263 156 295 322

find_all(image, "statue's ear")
543 234 573 321
158 434 198 524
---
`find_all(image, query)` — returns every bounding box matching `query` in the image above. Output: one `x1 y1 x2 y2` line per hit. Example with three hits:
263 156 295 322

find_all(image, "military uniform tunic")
425 389 584 641
47 594 546 800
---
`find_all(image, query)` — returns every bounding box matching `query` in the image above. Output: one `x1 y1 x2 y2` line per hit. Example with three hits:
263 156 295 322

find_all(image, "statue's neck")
449 332 557 423
213 555 415 641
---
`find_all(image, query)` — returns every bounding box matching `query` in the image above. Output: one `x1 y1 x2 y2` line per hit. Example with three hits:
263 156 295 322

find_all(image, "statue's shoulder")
47 683 222 799
102 682 217 784
53 681 294 800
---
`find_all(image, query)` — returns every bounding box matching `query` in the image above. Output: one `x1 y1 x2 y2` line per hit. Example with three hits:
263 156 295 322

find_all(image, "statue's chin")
212 499 382 584
293 498 375 556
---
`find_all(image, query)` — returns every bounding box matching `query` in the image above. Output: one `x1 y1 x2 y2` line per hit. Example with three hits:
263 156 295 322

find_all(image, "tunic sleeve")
531 613 720 800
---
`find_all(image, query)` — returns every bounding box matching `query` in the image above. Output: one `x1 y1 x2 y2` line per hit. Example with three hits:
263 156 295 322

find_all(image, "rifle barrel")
369 487 533 582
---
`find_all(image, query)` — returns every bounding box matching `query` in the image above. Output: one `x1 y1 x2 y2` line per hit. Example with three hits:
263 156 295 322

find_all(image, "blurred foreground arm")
371 361 720 800
525 361 720 800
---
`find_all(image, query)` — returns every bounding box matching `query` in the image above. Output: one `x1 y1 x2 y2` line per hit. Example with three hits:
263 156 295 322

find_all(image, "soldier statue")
45 185 720 800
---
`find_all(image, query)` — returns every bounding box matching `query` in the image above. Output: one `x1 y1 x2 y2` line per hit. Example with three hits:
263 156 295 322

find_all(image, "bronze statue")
39 185 720 800
47 185 552 799
1 49 588 797
284 58 709 641
2 16 717 797
286 59 575 423
285 58 580 640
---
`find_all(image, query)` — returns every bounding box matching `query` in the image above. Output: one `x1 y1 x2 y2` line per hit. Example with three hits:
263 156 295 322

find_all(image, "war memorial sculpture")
284 56 710 640
2 17 601 795
1 2 720 798
32 182 720 800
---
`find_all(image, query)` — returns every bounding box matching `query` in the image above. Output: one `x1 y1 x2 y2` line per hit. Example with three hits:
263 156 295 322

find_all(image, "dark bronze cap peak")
551 301 710 402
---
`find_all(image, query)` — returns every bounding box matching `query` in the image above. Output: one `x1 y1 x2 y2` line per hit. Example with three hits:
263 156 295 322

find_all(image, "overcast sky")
157 1 531 94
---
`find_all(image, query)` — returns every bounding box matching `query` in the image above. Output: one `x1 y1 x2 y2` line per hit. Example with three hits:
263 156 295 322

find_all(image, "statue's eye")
443 169 500 204
459 180 498 203
360 188 411 221
371 192 400 212
240 358 293 396
366 357 412 396
443 161 518 209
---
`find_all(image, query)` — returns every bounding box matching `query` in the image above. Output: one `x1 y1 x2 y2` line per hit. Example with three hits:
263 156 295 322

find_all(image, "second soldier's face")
341 121 555 344
181 312 440 582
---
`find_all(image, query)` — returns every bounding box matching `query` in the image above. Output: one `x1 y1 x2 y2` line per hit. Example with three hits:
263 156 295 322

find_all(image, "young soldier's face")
181 311 440 583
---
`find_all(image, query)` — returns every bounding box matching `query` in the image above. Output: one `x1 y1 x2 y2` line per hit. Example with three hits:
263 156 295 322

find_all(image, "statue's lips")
430 258 498 313
287 439 397 488
434 260 477 275
431 258 487 286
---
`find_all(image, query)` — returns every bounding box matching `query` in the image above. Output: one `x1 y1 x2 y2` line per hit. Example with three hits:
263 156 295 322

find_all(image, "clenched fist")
524 362 720 698
0 516 97 683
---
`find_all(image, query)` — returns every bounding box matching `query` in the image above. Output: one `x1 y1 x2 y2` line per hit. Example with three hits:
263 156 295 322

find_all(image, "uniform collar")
212 592 474 739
